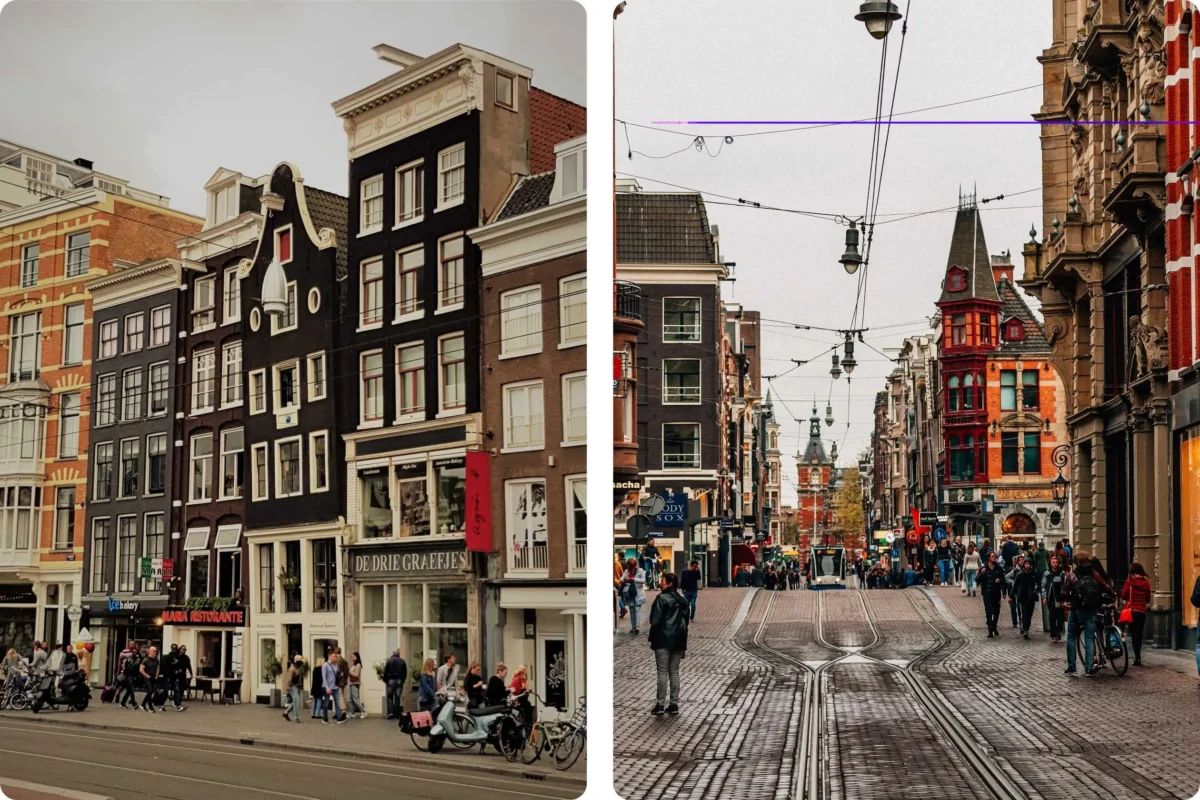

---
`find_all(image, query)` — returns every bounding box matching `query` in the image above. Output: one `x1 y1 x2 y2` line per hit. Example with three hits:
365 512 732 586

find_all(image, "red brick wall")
529 88 586 174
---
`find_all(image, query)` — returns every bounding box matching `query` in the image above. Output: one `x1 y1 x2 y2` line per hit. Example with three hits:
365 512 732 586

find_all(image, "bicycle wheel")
497 716 523 763
410 730 430 751
449 712 475 749
519 724 544 764
7 693 26 711
554 727 585 770
1106 625 1129 676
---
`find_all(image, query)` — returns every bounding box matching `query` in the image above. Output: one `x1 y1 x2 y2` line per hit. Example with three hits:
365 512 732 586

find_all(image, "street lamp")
839 221 864 274
841 335 857 374
830 353 842 380
1051 444 1071 508
855 1 902 40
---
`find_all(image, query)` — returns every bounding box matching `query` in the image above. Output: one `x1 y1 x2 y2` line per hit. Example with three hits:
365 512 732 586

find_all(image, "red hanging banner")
465 451 493 552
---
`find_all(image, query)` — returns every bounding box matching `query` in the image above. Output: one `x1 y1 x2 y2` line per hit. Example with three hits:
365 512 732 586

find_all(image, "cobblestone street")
613 586 1200 800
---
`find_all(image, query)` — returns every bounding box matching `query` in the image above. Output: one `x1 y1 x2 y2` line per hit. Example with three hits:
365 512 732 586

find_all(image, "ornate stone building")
1020 0 1173 644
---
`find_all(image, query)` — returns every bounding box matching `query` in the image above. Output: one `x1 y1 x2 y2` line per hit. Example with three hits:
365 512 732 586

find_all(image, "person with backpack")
1042 554 1067 644
1063 551 1110 676
1010 559 1041 639
979 551 1006 637
118 643 141 709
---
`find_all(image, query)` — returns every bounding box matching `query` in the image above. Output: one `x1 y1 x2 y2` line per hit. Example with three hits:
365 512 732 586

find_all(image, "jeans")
329 688 342 720
171 676 186 707
1010 594 1019 626
653 648 682 706
312 695 325 718
1046 599 1063 640
983 595 1001 633
964 569 977 595
629 602 641 631
684 590 697 620
955 560 964 583
386 680 403 717
1018 597 1036 633
938 560 953 585
1067 610 1097 672
117 677 138 707
348 684 364 715
286 686 302 721
141 677 159 709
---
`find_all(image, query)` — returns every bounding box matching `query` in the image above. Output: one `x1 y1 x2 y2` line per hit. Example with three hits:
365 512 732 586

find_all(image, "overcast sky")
0 0 585 214
617 0 1046 504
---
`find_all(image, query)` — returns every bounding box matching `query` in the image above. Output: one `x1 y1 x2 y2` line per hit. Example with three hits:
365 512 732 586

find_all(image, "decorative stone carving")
317 228 336 249
1129 316 1168 376
235 258 254 280
459 62 477 106
343 117 356 136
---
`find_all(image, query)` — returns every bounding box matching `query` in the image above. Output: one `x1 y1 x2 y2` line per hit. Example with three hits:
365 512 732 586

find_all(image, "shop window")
434 458 466 536
397 462 430 538
361 470 392 538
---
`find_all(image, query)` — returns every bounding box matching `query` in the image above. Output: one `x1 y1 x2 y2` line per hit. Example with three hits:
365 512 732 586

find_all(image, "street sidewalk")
0 778 111 800
0 699 584 789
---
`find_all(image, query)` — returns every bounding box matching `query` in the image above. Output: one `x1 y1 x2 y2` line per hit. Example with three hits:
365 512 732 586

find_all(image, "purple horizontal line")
652 119 1197 126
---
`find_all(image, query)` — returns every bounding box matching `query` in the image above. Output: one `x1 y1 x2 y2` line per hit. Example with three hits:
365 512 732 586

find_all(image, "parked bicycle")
1077 603 1129 676
553 697 586 771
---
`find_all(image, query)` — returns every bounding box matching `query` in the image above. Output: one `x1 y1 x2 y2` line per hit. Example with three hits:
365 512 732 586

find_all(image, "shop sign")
995 488 1053 501
652 493 688 528
465 452 492 552
139 558 174 580
66 604 82 623
161 606 246 626
351 546 468 580
107 597 139 613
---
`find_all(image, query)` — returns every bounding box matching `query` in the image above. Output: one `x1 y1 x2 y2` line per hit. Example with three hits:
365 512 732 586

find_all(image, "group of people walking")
115 641 191 712
285 647 366 724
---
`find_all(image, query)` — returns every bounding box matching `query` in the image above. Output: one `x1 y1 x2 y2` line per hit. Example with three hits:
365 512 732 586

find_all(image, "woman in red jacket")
1121 562 1153 666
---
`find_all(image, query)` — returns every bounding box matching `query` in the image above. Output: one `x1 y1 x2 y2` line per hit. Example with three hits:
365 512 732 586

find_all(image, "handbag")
1117 606 1133 625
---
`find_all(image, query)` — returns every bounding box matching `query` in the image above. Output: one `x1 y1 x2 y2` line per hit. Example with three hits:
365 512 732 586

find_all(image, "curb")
0 777 113 800
0 712 586 791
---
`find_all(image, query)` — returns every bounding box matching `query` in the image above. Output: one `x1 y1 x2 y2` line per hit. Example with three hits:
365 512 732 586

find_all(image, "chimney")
990 250 1013 285
73 158 93 170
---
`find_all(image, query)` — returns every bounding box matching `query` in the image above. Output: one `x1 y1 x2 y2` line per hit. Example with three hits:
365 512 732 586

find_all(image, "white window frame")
499 285 542 358
564 474 586 575
123 312 144 353
121 367 143 422
395 159 425 229
359 256 384 329
272 359 301 415
62 303 85 365
115 513 137 589
150 305 171 347
98 319 118 360
221 340 243 409
248 369 267 415
191 348 216 414
662 358 702 405
307 352 327 401
223 265 242 325
505 478 548 575
662 296 702 343
437 144 465 212
394 341 425 423
57 392 80 458
662 422 701 470
558 147 586 200
496 72 516 110
274 436 303 499
270 281 298 334
562 372 586 446
189 432 213 504
309 430 330 494
193 275 216 333
360 175 385 235
90 518 110 593
20 243 38 288
65 231 90 277
118 437 140 499
395 245 424 323
437 333 466 416
145 432 167 497
218 427 244 501
9 312 41 380
436 234 465 313
559 273 586 347
502 380 544 452
215 524 242 551
275 225 293 265
359 349 384 428
142 512 166 592
250 442 269 502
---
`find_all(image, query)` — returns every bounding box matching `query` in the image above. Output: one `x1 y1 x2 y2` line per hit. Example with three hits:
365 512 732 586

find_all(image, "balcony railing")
663 384 701 404
615 281 642 322
570 541 587 573
664 451 700 469
509 541 548 573
663 322 702 342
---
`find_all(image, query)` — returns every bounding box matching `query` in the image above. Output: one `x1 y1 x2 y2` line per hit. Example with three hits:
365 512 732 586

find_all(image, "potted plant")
278 571 299 589
262 652 284 708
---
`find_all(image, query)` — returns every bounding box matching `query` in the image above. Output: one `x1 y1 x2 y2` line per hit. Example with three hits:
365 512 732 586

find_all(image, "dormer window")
550 137 587 204
946 268 966 292
211 184 238 225
1004 318 1024 341
496 72 515 110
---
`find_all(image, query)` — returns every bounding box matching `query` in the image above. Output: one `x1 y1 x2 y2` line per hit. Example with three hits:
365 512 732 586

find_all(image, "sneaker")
1064 668 1077 676
321 718 329 724
666 704 679 715
176 705 186 712
1023 631 1029 640
360 712 368 719
650 704 665 716
1085 668 1101 677
336 717 346 724
282 713 291 721
1133 659 1142 667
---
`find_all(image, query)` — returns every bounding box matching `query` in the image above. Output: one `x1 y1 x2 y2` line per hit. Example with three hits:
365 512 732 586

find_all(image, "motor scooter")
426 691 509 754
31 667 91 713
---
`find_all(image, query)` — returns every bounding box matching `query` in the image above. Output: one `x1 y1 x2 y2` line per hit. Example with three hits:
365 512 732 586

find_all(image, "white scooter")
427 691 510 754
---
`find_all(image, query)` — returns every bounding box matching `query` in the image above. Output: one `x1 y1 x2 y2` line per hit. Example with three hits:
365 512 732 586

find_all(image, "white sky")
0 0 585 215
616 0 1046 505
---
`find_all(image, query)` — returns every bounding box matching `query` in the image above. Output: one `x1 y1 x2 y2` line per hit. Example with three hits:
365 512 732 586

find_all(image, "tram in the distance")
808 545 846 589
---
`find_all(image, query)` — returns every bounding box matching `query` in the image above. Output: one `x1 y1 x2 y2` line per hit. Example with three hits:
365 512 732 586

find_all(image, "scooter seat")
468 704 506 717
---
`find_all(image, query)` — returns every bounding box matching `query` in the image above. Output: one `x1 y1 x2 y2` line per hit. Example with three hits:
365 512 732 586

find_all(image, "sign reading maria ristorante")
351 545 468 580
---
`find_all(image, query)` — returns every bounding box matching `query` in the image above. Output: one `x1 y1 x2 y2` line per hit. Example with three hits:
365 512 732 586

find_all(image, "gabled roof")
938 206 1000 304
495 172 556 221
996 276 1050 354
303 186 349 279
617 192 716 264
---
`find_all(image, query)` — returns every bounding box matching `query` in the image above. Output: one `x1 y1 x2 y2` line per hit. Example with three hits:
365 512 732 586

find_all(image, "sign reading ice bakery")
353 547 468 580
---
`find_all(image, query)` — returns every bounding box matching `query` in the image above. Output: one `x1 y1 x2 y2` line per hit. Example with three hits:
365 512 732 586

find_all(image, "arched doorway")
1002 513 1036 536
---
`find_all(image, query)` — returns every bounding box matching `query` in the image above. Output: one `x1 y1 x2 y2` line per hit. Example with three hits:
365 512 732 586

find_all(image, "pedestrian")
953 536 966 584
680 560 701 621
463 661 484 708
48 644 64 673
1042 554 1067 644
322 653 344 723
1062 538 1073 564
621 558 648 635
649 572 689 717
334 647 349 714
282 655 303 723
347 652 366 718
29 641 47 675
962 542 980 596
487 663 508 706
435 652 459 701
117 642 140 709
641 540 660 585
978 537 994 568
979 552 1006 637
1011 559 1040 638
615 553 627 619
1033 540 1050 576
310 657 326 720
902 562 918 588
764 567 778 591
382 648 407 719
750 565 765 588
1063 550 1108 676
1120 563 1152 667
510 666 532 726
174 645 192 709
937 537 954 586
922 539 937 585
1006 556 1024 628
139 645 161 713
417 658 437 713
2 648 21 698
160 644 179 708
62 644 79 673
1000 535 1019 569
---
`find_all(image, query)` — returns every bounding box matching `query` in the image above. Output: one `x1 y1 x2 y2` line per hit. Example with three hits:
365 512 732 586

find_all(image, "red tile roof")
530 87 586 173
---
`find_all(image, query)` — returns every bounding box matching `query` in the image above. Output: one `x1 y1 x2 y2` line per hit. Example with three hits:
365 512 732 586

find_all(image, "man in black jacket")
382 649 408 719
174 645 193 710
159 645 179 711
1010 559 1040 638
649 573 689 717
680 561 702 621
979 552 1006 637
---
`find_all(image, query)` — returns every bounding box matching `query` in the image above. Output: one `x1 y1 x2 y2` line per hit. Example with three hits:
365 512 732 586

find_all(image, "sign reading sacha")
161 606 246 626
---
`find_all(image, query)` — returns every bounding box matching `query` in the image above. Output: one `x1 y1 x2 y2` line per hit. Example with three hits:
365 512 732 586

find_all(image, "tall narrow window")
20 244 38 288
361 258 384 326
1000 370 1017 411
440 334 465 411
222 341 242 406
98 319 118 359
310 431 329 493
119 438 140 498
270 282 298 333
62 304 84 365
251 443 269 501
438 144 465 208
979 313 992 345
146 433 166 495
65 232 90 277
58 393 80 458
116 516 137 591
193 276 216 331
123 313 144 352
149 362 169 415
150 306 171 347
90 519 110 593
96 374 117 426
560 274 586 345
951 314 967 346
503 381 544 450
1022 370 1040 410
961 373 975 411
396 247 424 317
312 538 338 612
94 442 114 501
1023 431 1042 474
361 351 383 424
276 227 292 263
439 237 464 308
190 433 213 502
947 375 960 412
396 161 424 224
122 368 143 421
9 312 41 381
562 373 586 444
276 437 302 497
54 488 75 550
397 343 425 416
142 514 165 592
258 543 275 613
191 349 215 413
496 73 515 109
500 286 542 356
249 370 266 415
273 361 300 413
223 266 241 324
360 175 384 233
307 352 327 401
1002 431 1019 474
220 427 244 500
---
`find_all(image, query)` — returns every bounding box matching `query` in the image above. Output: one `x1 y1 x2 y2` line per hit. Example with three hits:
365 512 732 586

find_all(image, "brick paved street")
614 585 1200 800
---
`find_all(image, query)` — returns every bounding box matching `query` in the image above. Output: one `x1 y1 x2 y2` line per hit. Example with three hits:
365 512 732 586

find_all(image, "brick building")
0 141 200 656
